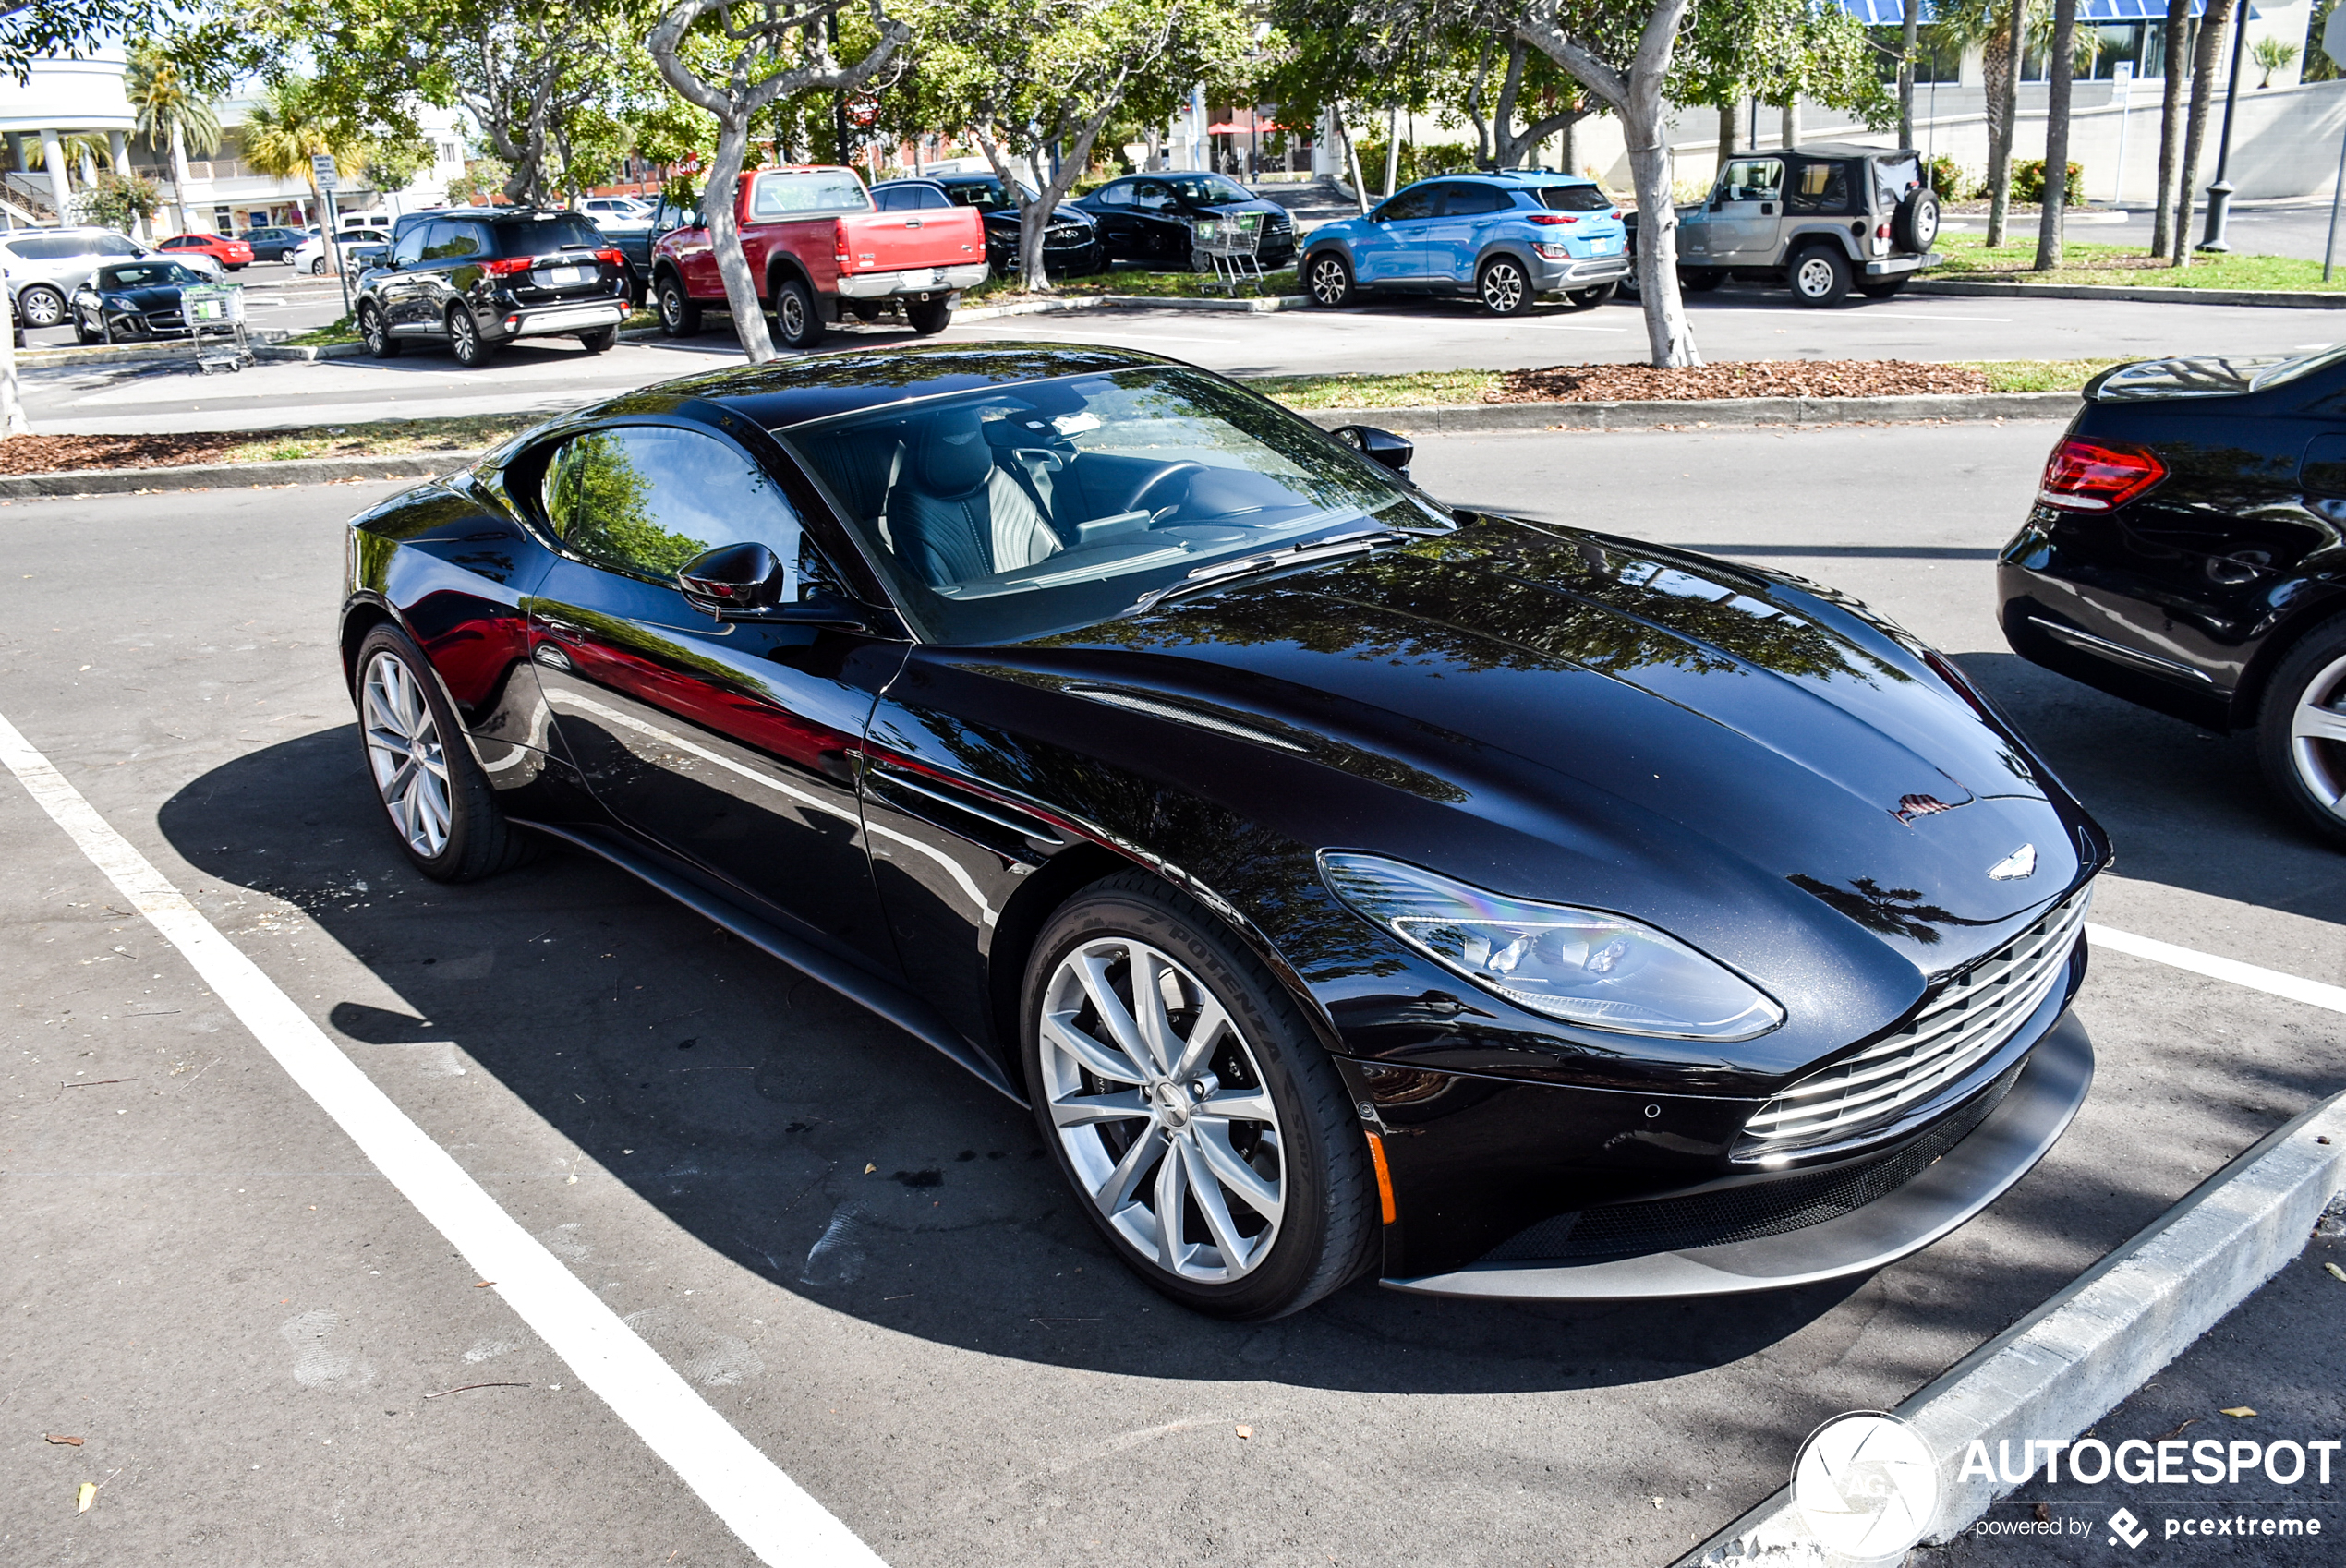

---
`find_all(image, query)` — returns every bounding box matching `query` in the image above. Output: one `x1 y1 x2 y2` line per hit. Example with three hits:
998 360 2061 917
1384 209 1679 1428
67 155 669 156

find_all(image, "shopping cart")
182 283 251 374
1192 212 1266 296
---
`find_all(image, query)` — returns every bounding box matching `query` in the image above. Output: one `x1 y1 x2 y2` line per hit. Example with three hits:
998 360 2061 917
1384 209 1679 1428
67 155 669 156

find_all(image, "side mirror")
1330 424 1414 476
677 542 870 629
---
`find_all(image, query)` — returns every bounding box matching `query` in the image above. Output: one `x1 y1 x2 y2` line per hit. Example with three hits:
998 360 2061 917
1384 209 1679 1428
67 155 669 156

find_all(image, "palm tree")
127 42 222 235
243 77 365 233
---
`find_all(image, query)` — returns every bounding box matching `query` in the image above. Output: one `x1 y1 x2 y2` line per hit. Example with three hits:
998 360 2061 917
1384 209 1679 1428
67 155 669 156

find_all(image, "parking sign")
311 152 339 191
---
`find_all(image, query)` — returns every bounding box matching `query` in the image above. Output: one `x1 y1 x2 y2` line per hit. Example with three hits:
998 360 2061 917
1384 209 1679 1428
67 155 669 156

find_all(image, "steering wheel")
1128 462 1206 519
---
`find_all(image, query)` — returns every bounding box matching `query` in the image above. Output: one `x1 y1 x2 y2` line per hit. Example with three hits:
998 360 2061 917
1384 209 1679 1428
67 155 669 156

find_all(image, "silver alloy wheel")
2288 651 2346 818
1310 255 1348 305
360 306 385 351
311 256 328 275
449 308 479 360
1481 260 1526 313
360 649 453 859
778 286 806 341
1795 255 1838 298
18 285 63 327
1038 935 1286 1284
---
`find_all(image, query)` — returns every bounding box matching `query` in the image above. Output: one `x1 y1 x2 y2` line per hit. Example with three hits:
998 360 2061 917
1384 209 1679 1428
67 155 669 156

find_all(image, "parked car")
337 341 2106 1319
355 207 631 366
2000 345 2346 845
1070 173 1297 271
647 164 986 348
239 224 307 263
875 175 1106 278
4 263 21 346
576 195 654 229
0 226 151 329
1300 171 1628 315
291 226 393 275
70 258 212 342
153 231 254 271
1638 143 1941 308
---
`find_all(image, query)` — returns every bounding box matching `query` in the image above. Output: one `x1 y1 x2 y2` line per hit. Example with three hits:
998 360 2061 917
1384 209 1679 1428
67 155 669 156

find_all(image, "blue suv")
1300 171 1629 315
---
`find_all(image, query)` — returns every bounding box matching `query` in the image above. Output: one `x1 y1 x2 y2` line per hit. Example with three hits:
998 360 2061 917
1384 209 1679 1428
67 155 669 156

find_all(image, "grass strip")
965 267 1303 305
1930 233 2345 292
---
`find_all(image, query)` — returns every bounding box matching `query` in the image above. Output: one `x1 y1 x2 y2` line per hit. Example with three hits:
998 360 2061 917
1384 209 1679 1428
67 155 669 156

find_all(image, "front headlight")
1319 852 1784 1042
103 294 136 308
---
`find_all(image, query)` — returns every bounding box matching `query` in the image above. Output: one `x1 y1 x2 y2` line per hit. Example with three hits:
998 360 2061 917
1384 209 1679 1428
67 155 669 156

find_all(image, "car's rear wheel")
18 284 65 328
771 276 824 348
1022 874 1379 1321
577 325 617 354
1306 250 1356 308
310 256 329 275
1477 256 1531 316
352 623 538 882
656 273 702 337
1789 247 1853 308
358 302 401 358
903 296 951 334
2256 623 2346 848
446 306 498 366
1563 281 1616 310
1680 268 1724 292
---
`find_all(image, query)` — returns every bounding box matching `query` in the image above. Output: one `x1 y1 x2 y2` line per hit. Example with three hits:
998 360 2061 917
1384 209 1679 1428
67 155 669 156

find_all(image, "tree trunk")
1899 0 1921 150
2151 0 2190 255
1985 0 2028 247
2036 0 2077 269
1383 104 1399 199
1717 103 1738 173
703 116 778 361
1468 34 1494 167
1338 102 1370 213
2173 0 2234 266
1780 99 1799 151
0 281 26 437
168 120 192 234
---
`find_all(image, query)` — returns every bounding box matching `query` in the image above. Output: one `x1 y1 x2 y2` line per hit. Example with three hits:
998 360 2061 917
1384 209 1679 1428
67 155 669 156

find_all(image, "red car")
155 232 253 271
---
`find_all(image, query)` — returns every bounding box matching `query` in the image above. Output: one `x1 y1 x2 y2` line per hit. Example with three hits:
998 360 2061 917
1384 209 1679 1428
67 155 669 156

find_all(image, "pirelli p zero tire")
1893 187 1941 254
1789 246 1853 308
771 276 825 349
351 622 538 883
1022 873 1380 1321
657 272 703 337
2256 619 2346 849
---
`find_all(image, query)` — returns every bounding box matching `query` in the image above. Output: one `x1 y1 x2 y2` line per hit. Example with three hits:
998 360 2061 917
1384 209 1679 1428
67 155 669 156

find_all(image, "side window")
1130 179 1174 209
872 187 904 211
541 426 803 585
1439 183 1507 216
1373 187 1436 223
1718 159 1784 204
913 186 952 210
392 223 428 267
1787 162 1853 214
1095 184 1131 206
425 222 483 261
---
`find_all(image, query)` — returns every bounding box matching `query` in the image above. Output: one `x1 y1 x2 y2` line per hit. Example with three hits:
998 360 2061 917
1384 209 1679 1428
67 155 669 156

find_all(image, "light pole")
2197 0 2251 251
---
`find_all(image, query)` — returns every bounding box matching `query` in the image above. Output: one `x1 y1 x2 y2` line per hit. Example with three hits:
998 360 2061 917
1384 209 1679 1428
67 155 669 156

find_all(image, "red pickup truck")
648 165 988 348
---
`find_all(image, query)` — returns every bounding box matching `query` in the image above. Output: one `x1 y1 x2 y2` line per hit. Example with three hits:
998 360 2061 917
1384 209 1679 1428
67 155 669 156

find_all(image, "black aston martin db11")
341 344 2107 1319
2001 347 2346 846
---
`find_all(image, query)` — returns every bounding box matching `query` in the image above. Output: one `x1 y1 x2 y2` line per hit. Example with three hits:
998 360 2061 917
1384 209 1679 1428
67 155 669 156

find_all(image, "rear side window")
749 171 871 218
495 214 602 256
1536 184 1613 212
1874 154 1925 208
1788 162 1854 214
94 235 144 257
1437 183 1508 216
423 222 483 260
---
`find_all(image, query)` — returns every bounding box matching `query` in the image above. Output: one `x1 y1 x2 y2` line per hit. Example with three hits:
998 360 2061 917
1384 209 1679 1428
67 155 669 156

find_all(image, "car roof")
1757 142 1918 162
872 178 949 189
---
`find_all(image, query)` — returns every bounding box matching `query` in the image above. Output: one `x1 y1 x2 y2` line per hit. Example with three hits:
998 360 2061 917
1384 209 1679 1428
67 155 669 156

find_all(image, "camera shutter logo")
1790 1412 1942 1559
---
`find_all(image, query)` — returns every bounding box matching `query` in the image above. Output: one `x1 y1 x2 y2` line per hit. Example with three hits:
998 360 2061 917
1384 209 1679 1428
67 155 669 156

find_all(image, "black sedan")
72 259 211 343
2001 347 2346 845
874 175 1106 278
1070 174 1299 271
340 344 2104 1319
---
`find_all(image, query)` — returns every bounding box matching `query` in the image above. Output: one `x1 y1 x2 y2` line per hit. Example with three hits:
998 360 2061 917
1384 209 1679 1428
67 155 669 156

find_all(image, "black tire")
903 296 951 335
1893 187 1941 254
576 325 617 354
1858 278 1909 299
310 256 329 276
1021 873 1379 1320
358 302 401 358
2255 619 2346 848
350 622 538 883
446 305 499 366
1477 254 1532 316
1563 281 1617 310
771 275 824 348
1680 269 1724 292
18 284 65 329
656 272 703 337
72 308 99 345
1788 246 1853 308
1305 249 1356 308
845 300 880 323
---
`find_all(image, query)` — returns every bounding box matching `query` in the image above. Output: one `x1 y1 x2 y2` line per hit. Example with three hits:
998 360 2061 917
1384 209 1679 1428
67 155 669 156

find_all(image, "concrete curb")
1676 1091 2346 1566
18 329 298 370
1286 390 2079 436
1909 277 2346 309
0 451 477 499
252 341 369 362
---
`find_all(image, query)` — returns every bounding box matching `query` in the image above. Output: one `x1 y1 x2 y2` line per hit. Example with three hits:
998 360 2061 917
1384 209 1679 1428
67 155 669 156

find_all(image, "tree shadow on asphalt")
154 724 2203 1400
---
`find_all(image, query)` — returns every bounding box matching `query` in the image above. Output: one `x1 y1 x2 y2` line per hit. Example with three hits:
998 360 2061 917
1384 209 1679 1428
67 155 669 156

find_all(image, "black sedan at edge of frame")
2001 344 2346 847
339 342 2109 1321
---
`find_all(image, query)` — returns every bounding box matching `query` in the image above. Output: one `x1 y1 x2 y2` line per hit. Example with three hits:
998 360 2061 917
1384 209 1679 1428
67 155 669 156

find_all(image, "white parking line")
0 706 887 1568
1861 312 2014 323
2086 922 2346 1015
1523 322 1631 332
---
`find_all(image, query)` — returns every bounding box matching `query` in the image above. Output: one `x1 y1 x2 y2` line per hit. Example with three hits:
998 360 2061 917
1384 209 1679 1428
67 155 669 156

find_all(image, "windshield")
943 179 1014 211
99 262 204 288
784 367 1447 644
1168 175 1252 207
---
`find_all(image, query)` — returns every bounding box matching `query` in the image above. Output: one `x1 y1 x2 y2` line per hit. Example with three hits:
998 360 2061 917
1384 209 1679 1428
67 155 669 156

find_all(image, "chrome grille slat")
1738 887 2090 1155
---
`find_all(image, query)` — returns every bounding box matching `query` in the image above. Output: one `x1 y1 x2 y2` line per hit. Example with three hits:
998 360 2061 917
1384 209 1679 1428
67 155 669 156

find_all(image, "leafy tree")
647 0 910 362
79 170 163 231
243 76 371 225
0 0 163 84
2035 0 2077 270
127 38 223 235
2171 0 2240 267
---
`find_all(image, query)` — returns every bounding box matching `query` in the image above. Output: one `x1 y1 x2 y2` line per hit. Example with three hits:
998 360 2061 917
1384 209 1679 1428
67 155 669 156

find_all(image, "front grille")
1481 1059 2020 1263
1735 886 2090 1161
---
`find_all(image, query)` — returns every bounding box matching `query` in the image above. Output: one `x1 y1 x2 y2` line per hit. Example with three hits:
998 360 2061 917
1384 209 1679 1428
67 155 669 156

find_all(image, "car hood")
96 283 185 309
2086 354 2285 402
1001 516 2097 992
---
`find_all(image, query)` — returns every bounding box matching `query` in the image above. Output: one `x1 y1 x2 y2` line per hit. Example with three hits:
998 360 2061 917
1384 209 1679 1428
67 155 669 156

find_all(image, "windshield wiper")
1131 529 1406 615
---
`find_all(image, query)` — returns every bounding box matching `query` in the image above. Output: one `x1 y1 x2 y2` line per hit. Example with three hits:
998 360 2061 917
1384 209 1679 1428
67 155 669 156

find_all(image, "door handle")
1760 202 1775 215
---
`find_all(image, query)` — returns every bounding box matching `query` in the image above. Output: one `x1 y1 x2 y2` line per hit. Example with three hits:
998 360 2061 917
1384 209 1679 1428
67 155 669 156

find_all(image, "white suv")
2 227 153 328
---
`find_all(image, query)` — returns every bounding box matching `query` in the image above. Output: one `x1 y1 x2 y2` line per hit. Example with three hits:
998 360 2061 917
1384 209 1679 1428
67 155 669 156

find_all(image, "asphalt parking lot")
4 417 2340 1565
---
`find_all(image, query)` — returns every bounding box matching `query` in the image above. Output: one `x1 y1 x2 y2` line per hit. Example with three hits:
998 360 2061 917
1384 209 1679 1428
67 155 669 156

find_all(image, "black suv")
354 208 631 366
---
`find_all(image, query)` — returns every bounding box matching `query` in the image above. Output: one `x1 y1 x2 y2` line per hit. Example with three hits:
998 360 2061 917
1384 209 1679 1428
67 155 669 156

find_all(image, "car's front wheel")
18 284 65 328
1477 255 1531 316
1789 247 1853 308
656 273 703 337
358 302 400 358
352 623 538 882
2257 621 2346 848
1306 250 1356 308
1022 874 1379 1320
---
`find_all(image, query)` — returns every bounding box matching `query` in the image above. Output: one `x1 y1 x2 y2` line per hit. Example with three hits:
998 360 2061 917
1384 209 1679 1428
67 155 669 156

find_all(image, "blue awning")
1834 0 2211 20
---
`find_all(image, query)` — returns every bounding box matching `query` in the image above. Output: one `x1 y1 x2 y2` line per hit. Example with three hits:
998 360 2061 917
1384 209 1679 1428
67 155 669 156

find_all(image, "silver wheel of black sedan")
1038 935 1286 1283
360 648 452 859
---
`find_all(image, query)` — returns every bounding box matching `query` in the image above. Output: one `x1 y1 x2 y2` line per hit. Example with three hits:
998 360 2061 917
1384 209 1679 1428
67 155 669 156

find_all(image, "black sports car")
340 344 2105 1319
873 175 1106 278
1070 174 1298 271
2001 347 2346 845
71 259 211 343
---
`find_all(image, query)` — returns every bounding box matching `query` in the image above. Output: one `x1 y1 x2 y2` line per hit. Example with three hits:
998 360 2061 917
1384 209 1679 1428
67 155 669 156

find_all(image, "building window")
2024 21 2188 79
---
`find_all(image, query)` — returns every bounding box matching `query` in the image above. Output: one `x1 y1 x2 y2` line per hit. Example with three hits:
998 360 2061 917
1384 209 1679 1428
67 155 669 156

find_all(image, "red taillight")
2038 437 2167 512
833 220 851 270
482 257 535 276
594 247 625 267
1608 210 1621 220
1530 213 1578 225
1876 223 1891 239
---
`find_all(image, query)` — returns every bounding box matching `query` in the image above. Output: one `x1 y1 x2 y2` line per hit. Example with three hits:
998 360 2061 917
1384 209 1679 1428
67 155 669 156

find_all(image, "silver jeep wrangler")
1633 143 1941 308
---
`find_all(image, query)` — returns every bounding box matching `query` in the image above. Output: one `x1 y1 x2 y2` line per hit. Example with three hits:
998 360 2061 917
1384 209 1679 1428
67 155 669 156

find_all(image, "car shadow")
156 723 2161 1396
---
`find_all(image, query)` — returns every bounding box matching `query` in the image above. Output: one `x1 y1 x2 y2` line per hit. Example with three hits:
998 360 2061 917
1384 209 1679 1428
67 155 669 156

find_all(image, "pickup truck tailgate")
837 207 985 275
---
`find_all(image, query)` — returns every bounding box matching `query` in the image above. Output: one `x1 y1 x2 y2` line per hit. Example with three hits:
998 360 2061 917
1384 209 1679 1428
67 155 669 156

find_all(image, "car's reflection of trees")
1784 874 1993 946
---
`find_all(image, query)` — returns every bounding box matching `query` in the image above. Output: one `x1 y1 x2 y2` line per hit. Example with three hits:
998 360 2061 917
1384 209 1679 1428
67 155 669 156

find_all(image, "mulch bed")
1490 359 1990 403
0 432 248 476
